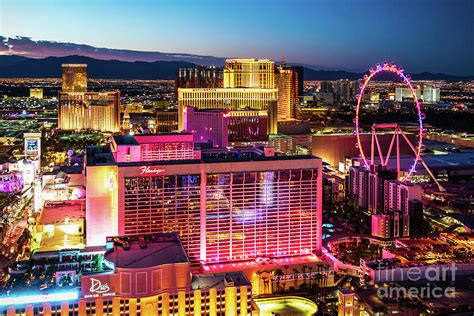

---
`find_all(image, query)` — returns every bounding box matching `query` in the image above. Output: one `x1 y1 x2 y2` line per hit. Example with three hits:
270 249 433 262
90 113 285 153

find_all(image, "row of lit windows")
205 170 318 262
59 104 119 132
124 175 201 261
122 169 318 263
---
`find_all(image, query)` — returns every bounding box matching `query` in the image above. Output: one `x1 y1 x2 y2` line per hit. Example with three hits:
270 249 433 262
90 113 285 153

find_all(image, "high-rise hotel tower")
85 134 323 264
275 64 299 121
58 64 120 132
223 58 275 89
178 59 278 136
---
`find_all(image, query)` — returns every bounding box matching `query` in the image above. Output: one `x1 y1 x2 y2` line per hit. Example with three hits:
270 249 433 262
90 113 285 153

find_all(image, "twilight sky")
1 0 473 75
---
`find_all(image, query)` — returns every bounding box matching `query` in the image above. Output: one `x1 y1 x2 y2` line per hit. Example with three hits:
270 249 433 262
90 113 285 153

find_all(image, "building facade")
223 59 274 89
86 134 323 265
422 86 440 103
395 87 422 102
29 88 43 99
58 91 120 132
177 88 278 131
275 66 298 121
348 166 422 239
227 108 277 142
156 110 179 133
348 166 369 210
62 64 87 93
183 107 228 148
58 64 120 133
0 234 254 316
175 66 224 98
178 58 296 135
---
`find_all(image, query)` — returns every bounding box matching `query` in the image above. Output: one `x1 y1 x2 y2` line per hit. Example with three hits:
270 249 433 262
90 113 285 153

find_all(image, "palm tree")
301 265 308 288
263 276 270 294
273 269 285 294
283 265 289 292
308 266 313 289
256 270 264 295
292 268 299 290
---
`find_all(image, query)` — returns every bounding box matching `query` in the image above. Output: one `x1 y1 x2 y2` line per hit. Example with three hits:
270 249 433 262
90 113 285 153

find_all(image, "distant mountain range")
0 54 473 82
0 36 227 66
0 55 195 80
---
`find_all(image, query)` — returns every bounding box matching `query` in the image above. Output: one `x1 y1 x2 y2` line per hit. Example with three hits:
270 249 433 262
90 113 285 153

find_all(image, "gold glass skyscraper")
62 64 87 92
178 58 299 135
58 91 120 132
58 64 120 132
275 65 299 121
178 58 280 132
223 58 275 89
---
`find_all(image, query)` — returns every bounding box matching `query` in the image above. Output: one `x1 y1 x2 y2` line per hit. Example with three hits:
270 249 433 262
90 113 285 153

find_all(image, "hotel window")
123 174 201 261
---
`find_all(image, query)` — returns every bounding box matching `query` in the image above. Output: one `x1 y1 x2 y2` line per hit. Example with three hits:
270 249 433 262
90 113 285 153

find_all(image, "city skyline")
1 0 473 75
0 1 473 314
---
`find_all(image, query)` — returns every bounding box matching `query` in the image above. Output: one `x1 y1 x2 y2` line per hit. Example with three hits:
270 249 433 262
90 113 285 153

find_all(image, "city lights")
0 1 472 314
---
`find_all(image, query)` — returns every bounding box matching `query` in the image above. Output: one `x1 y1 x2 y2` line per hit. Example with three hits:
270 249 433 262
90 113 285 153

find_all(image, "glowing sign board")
139 166 165 176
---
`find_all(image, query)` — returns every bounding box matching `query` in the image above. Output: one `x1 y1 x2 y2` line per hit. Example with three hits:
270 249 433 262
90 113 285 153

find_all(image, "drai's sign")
139 166 165 176
83 276 116 299
90 278 110 294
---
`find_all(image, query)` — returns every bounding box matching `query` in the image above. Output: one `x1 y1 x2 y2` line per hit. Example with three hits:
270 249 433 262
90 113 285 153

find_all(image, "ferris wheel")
353 62 444 191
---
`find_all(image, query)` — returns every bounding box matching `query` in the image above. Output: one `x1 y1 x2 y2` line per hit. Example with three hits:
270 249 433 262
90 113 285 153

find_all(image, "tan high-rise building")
122 105 131 133
178 59 278 135
29 88 43 99
275 65 298 121
62 64 87 92
178 58 299 136
224 58 274 89
58 64 120 132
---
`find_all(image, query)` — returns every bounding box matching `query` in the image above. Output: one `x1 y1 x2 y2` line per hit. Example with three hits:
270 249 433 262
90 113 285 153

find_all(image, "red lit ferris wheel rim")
354 62 423 181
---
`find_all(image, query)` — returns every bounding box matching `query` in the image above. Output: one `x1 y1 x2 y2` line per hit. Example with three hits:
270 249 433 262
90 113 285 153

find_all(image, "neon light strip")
354 62 423 181
0 291 78 306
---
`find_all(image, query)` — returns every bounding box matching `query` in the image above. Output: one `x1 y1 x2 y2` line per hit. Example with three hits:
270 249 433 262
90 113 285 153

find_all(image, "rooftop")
112 135 139 146
86 146 115 166
39 200 85 225
191 273 251 290
117 154 317 167
104 233 189 269
112 133 194 146
87 144 318 167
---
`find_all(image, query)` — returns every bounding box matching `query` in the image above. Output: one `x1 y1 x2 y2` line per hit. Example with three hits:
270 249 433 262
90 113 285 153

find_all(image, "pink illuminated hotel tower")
85 133 323 265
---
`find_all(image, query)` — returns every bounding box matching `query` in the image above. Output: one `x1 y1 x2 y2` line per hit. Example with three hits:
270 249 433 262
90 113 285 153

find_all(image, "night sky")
1 0 473 75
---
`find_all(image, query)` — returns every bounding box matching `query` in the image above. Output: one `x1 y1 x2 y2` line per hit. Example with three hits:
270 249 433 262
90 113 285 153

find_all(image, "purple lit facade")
183 106 228 148
0 172 23 193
